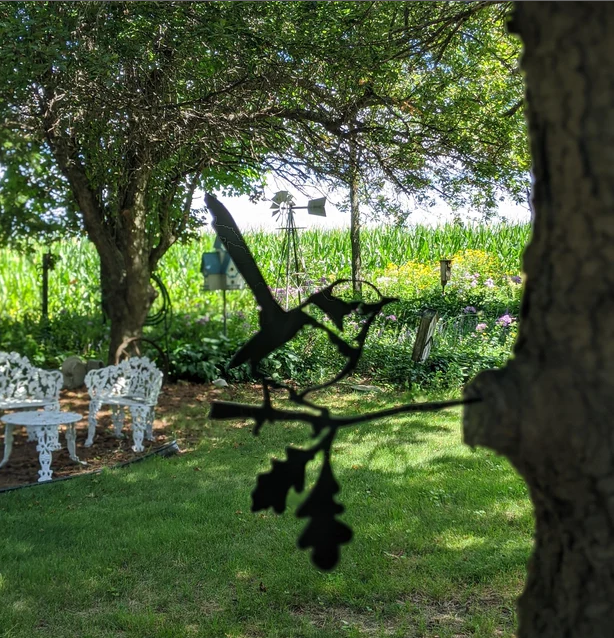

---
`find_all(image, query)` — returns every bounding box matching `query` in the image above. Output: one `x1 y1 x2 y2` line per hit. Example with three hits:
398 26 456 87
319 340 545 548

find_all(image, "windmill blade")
272 190 293 204
205 193 281 316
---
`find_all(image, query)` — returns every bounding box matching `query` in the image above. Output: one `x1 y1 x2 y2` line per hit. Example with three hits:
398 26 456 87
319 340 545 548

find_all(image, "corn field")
0 223 530 320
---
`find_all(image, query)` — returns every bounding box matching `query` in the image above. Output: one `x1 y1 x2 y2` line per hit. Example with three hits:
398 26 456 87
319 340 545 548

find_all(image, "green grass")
0 387 533 637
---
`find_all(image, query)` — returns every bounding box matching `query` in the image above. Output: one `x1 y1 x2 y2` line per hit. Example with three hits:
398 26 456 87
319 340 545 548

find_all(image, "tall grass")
0 223 530 320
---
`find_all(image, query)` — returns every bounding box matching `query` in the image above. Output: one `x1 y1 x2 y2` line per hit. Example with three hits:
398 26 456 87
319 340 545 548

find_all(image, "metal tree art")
205 193 478 570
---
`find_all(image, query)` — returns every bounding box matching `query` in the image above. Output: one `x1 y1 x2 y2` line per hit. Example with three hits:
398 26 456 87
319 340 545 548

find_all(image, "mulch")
0 382 231 490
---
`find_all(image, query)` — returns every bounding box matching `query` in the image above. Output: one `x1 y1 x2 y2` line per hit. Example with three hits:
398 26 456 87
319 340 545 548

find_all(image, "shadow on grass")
0 402 532 638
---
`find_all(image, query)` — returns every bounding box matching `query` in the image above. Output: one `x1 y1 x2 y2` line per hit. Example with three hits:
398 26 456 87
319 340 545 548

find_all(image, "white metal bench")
0 351 62 413
84 357 163 452
0 351 64 463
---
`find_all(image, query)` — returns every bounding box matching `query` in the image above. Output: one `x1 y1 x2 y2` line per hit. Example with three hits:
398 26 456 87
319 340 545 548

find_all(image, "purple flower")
196 315 210 325
476 322 488 332
510 275 522 284
484 278 495 288
386 314 397 321
462 306 477 314
496 314 515 327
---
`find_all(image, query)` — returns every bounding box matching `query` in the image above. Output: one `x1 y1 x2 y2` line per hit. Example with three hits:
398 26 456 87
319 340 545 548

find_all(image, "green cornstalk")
0 223 530 320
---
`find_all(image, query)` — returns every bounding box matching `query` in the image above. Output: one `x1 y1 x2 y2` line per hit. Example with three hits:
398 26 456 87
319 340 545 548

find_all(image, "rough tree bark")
464 4 614 637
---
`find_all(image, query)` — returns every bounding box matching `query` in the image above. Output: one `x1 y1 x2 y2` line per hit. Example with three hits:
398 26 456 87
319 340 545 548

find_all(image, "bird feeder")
201 236 245 333
439 259 452 294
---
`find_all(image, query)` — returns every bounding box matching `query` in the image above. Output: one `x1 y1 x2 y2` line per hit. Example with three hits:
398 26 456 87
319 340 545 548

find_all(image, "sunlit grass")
0 386 532 637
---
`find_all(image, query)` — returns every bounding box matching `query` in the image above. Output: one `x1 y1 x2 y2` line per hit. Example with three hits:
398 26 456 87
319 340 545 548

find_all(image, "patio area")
0 382 232 489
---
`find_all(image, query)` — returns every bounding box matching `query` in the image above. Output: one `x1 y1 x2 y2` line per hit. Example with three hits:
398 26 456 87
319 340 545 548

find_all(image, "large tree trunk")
100 173 157 363
101 256 155 364
464 4 614 637
44 127 160 364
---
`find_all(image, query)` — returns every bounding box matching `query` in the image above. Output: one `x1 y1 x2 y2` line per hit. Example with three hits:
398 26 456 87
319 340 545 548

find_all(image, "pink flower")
386 314 397 321
462 306 477 314
496 314 515 327
484 278 495 288
476 322 488 332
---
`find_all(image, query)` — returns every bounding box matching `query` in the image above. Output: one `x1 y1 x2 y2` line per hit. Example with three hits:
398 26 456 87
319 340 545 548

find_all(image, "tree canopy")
255 1 529 219
0 1 528 242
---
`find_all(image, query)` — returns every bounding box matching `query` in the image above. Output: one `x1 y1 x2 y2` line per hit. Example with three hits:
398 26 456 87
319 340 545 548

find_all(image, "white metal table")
0 411 85 482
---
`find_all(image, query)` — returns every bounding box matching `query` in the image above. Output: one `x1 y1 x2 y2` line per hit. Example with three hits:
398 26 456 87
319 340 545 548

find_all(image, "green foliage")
0 223 529 319
0 225 526 390
0 313 109 367
0 1 528 248
0 0 528 358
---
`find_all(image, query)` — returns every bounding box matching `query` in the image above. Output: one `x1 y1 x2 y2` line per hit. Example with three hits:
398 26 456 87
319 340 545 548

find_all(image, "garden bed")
0 382 231 489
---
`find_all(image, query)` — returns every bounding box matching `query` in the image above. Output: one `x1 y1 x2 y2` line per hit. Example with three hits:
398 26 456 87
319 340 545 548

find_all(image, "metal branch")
210 396 482 436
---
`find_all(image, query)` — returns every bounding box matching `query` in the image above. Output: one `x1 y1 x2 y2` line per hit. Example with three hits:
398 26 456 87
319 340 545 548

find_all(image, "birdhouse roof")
201 251 236 276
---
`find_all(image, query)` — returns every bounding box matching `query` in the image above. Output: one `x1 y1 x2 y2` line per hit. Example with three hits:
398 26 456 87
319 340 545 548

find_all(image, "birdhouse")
439 259 453 294
201 236 245 291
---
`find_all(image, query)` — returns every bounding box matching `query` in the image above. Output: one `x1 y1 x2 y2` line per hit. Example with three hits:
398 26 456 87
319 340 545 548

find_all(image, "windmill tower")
270 191 326 309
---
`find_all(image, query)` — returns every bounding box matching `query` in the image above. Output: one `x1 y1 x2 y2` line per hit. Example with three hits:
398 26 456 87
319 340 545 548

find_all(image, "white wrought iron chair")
0 351 64 467
84 357 163 452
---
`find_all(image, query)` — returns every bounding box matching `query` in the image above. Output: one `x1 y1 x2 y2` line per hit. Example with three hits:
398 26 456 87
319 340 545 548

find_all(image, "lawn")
0 385 533 638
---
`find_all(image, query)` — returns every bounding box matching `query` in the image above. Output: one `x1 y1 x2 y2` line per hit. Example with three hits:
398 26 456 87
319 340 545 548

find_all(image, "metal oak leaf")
252 447 315 514
296 457 353 571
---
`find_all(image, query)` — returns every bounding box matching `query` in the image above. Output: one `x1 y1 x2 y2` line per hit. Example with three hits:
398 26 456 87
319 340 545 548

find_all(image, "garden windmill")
270 190 326 310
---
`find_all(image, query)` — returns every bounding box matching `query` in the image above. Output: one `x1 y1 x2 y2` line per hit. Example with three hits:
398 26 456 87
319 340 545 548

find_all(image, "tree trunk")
102 176 157 363
44 126 160 364
349 140 362 297
464 4 614 637
101 256 155 364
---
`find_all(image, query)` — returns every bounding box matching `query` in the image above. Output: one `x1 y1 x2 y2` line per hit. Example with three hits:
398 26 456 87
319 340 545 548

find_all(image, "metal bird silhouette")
205 193 397 396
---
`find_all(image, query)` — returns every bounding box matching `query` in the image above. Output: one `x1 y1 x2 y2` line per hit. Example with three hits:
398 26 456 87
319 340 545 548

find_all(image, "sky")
193 181 532 233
